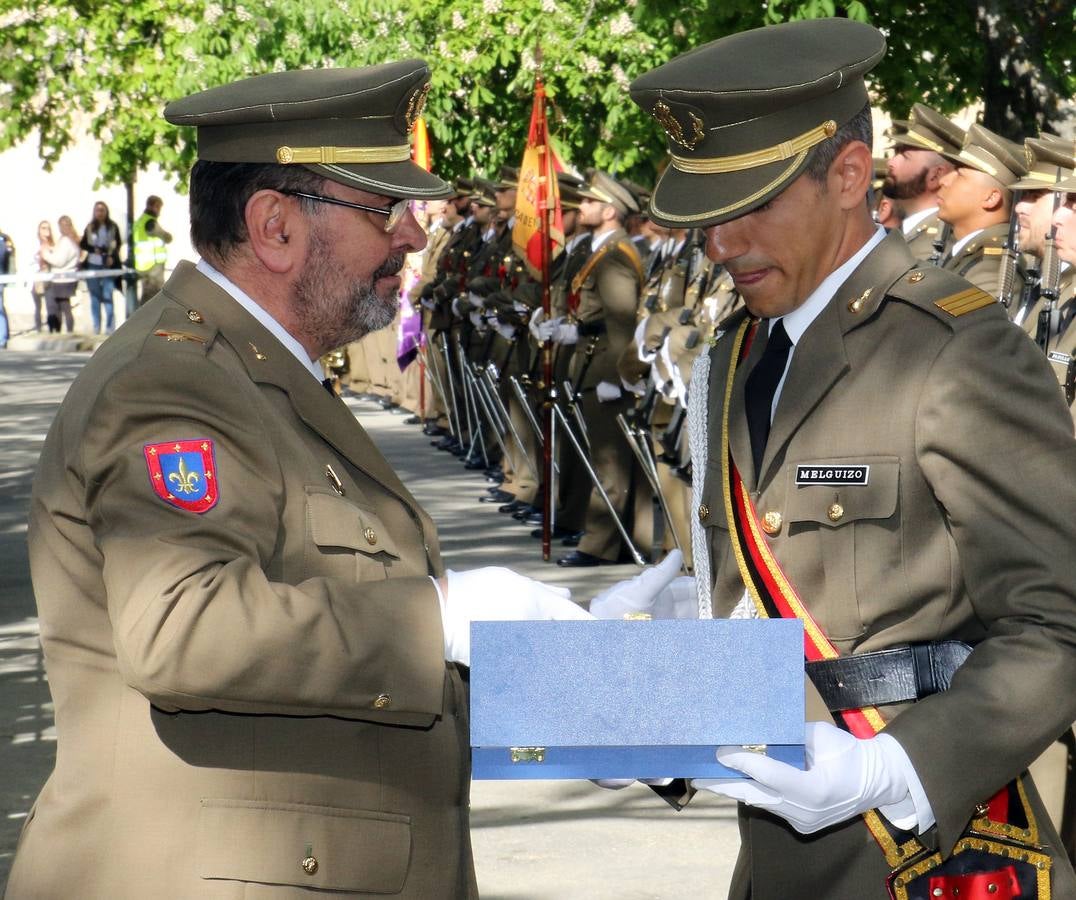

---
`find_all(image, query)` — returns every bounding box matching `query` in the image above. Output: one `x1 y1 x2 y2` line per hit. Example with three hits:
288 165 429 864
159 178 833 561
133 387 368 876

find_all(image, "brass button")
847 288 871 314
373 693 391 710
761 511 782 535
932 889 944 898
974 802 990 818
301 856 318 875
987 885 998 895
827 503 844 522
363 527 377 545
187 309 203 323
698 503 710 521
907 271 925 284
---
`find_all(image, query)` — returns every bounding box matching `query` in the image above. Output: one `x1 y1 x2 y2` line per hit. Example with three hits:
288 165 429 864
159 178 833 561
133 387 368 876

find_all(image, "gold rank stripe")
154 329 206 344
934 287 995 316
276 144 411 165
671 120 836 174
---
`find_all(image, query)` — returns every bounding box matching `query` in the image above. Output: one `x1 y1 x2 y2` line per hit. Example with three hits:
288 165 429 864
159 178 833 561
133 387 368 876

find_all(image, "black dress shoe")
479 490 514 503
378 399 398 410
522 511 545 526
560 530 584 547
463 456 488 470
498 499 528 514
512 504 538 521
423 423 448 437
484 467 504 482
403 415 421 425
556 550 605 567
434 436 459 451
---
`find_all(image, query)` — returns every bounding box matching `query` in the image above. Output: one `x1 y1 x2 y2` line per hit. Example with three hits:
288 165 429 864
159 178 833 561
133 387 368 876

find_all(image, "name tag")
1048 351 1072 365
795 465 870 486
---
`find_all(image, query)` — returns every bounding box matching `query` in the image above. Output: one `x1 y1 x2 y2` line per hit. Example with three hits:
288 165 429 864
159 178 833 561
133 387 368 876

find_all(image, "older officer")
5 62 588 900
626 18 1076 900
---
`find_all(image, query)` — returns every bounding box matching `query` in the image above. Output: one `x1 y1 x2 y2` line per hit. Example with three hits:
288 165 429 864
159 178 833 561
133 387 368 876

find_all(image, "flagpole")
535 59 555 562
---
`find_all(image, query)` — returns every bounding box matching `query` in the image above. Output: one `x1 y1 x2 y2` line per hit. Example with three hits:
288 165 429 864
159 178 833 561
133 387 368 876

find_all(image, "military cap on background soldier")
577 168 641 217
884 103 964 260
935 122 1027 297
623 15 1076 900
5 59 594 900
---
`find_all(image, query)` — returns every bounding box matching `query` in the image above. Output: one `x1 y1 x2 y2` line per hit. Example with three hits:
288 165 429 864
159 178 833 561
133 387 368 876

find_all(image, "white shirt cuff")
875 732 936 834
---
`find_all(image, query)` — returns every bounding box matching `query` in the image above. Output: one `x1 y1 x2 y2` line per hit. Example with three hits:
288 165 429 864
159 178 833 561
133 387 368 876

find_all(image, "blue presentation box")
470 618 805 780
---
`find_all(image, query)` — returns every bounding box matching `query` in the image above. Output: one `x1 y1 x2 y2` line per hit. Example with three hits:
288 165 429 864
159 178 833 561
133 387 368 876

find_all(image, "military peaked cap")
164 61 452 200
956 124 1027 186
578 170 640 216
890 104 965 161
1009 138 1076 190
629 18 885 227
557 172 586 210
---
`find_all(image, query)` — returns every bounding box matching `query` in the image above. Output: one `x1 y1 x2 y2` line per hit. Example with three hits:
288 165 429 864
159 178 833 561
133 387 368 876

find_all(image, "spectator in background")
80 201 123 334
133 194 172 306
0 226 13 349
42 215 80 333
33 220 54 332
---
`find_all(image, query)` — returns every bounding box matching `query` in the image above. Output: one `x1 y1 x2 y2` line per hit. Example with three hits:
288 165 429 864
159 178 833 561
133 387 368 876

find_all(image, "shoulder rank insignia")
143 440 219 513
154 330 206 344
934 287 995 317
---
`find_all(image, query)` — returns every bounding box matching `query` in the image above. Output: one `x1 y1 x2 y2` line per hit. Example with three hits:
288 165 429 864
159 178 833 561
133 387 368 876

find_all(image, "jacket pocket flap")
307 490 400 558
198 798 411 892
785 458 899 526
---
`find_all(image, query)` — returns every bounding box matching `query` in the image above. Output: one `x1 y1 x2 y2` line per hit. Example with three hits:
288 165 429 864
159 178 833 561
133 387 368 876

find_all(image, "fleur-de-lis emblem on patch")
168 457 201 494
652 100 705 151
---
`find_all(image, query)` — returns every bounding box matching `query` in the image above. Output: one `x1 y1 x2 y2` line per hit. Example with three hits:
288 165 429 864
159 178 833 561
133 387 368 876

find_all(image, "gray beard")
293 225 405 353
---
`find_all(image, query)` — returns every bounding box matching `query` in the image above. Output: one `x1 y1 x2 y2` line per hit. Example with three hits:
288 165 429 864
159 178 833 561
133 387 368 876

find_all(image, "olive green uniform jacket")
942 222 1023 300
6 263 476 900
693 231 1076 900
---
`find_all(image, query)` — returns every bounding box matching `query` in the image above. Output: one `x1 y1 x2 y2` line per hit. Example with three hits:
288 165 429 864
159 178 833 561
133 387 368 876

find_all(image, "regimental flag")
399 114 433 371
143 439 219 513
513 77 564 280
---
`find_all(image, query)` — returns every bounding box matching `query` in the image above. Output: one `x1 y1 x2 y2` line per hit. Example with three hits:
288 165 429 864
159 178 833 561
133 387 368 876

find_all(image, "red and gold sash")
718 318 1051 899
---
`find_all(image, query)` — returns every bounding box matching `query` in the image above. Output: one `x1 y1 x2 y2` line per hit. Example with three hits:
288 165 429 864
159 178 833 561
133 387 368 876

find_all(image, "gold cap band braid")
901 127 945 154
276 144 412 165
671 121 837 175
957 147 998 179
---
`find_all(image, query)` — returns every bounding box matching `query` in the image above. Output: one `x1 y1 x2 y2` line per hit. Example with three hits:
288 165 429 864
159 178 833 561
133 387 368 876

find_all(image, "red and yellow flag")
513 78 564 280
411 115 431 172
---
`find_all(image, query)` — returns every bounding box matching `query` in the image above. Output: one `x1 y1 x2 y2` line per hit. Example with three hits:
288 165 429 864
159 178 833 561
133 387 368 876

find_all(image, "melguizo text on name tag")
795 465 870 486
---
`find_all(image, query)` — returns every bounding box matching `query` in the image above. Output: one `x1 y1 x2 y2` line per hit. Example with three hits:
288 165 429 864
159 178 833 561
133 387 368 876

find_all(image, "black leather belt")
806 641 972 712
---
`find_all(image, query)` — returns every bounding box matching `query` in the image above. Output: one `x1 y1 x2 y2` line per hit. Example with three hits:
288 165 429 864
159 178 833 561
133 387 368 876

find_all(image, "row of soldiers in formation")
339 104 1076 573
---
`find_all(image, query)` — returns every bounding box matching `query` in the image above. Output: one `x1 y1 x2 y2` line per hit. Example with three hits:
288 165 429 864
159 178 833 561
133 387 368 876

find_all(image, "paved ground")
0 349 739 898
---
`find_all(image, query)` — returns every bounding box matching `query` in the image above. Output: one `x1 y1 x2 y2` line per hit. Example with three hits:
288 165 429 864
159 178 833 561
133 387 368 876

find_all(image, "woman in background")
41 215 80 333
80 201 122 334
33 220 55 332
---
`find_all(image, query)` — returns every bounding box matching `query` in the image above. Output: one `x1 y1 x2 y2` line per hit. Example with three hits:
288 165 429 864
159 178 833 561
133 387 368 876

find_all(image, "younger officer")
5 61 588 900
628 18 1076 900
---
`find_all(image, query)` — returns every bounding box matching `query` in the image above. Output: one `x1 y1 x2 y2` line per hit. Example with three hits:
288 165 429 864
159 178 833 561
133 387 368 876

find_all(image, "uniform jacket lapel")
758 231 916 487
164 263 416 505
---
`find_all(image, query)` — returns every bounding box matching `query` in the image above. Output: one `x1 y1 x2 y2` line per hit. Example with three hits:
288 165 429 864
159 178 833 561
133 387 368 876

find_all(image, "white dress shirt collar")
196 258 325 383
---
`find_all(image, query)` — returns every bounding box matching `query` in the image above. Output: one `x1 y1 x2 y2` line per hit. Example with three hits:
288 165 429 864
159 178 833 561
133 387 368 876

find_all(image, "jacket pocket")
783 457 900 643
197 798 411 893
306 487 399 581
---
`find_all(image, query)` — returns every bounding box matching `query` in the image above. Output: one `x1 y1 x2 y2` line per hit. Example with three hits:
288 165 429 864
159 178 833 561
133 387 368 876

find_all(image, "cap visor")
647 155 811 228
310 160 453 200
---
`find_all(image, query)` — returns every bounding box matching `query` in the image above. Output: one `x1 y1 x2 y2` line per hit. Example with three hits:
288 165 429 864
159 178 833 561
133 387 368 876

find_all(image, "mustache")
372 253 406 281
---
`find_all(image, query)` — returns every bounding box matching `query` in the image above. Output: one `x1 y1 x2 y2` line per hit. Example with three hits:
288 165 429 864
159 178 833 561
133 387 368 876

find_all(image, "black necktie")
744 319 792 477
322 378 335 396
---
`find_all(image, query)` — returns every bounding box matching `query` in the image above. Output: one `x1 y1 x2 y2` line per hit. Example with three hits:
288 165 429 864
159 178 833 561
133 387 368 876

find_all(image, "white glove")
451 296 462 317
534 316 561 342
554 320 579 345
588 550 695 619
528 307 547 341
691 721 912 835
595 380 623 403
420 297 435 310
622 377 646 397
494 319 517 341
437 567 593 667
468 310 484 329
467 291 486 309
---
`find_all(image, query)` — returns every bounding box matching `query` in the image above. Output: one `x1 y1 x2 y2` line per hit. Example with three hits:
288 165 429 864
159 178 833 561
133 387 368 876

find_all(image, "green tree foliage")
1 0 1070 190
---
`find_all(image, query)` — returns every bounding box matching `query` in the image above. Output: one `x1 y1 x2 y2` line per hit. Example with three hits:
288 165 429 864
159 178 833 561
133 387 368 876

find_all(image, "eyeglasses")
282 190 410 233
